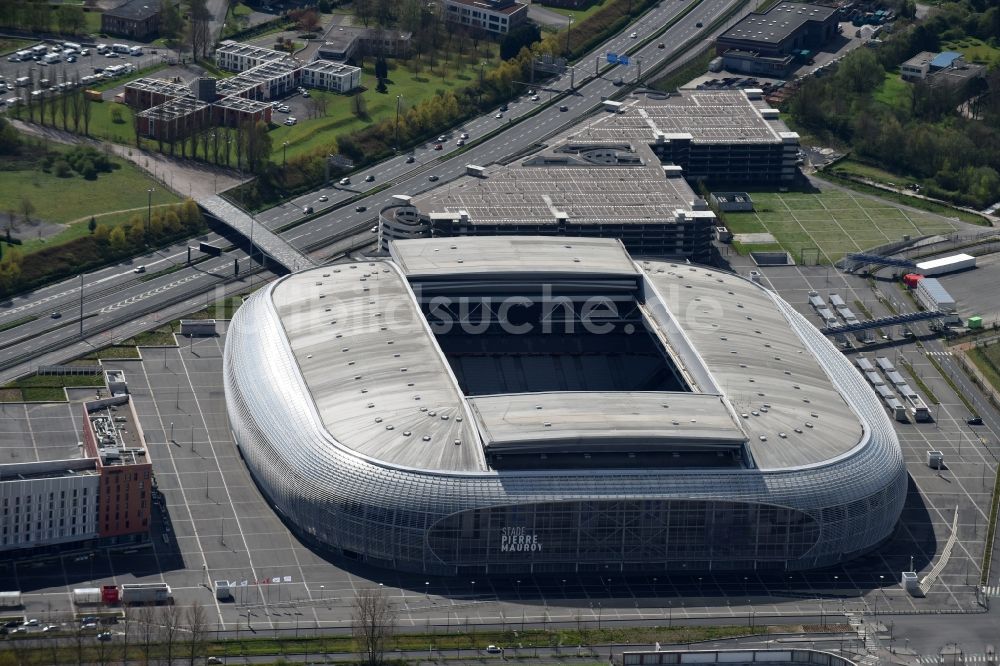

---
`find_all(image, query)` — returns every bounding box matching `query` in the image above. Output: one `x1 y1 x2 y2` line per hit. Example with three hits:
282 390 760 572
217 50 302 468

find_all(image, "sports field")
725 189 960 264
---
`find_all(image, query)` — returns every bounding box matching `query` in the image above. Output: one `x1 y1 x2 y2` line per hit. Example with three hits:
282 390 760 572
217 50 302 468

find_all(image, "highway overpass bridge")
199 195 316 273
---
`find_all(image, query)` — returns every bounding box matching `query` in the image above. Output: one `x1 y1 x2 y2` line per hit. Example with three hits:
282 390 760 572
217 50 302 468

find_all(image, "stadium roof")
390 236 639 279
719 2 837 46
270 237 863 473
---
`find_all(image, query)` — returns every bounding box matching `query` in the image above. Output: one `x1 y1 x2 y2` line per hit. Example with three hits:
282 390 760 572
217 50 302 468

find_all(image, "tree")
19 196 34 226
352 93 368 120
0 117 20 155
185 602 208 665
160 604 181 666
160 0 184 45
88 216 97 234
375 56 388 80
187 0 212 59
500 23 541 60
352 586 397 666
56 5 85 34
109 226 128 253
81 93 93 136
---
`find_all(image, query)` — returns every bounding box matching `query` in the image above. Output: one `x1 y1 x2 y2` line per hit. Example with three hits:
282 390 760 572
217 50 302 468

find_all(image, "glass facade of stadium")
223 282 908 576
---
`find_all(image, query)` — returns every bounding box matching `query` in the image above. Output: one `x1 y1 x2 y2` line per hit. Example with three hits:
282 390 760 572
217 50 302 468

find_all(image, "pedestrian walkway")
980 585 1000 597
917 654 996 664
198 195 316 273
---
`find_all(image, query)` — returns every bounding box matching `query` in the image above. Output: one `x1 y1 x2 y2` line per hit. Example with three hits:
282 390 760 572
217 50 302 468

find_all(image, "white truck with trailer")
915 253 976 277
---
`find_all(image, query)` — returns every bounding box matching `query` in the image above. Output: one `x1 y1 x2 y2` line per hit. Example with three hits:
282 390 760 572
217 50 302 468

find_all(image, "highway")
0 0 749 381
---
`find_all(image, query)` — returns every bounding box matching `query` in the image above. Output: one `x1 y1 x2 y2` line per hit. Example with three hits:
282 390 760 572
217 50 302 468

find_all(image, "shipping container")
0 591 22 608
73 587 102 605
466 164 485 177
120 583 172 604
915 253 976 277
968 316 983 330
102 585 120 605
902 273 923 288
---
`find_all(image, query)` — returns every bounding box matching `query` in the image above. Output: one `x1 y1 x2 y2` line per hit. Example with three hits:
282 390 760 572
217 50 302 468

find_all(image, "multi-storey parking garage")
223 236 906 575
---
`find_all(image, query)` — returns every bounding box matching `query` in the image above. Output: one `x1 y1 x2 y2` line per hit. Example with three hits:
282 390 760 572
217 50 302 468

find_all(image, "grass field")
872 71 909 113
542 0 612 23
0 38 35 55
271 55 499 163
943 37 1000 68
723 188 960 264
1 142 179 254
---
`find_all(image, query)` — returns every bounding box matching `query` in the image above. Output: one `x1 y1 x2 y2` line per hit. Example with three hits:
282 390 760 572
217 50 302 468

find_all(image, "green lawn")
82 9 103 36
271 54 499 163
872 71 909 113
0 38 35 55
1 143 179 255
542 0 613 24
723 188 959 264
942 37 1000 68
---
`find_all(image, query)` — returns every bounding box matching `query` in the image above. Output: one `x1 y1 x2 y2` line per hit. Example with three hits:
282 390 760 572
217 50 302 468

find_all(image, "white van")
96 43 108 53
63 41 81 52
14 76 30 87
14 50 31 61
42 53 60 64
31 44 48 55
129 46 143 56
112 43 130 54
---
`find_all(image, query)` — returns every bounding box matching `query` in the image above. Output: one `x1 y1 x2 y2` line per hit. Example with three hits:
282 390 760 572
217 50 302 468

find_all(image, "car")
11 627 26 634
133 265 146 274
3 620 21 628
302 205 313 214
80 616 98 624
25 619 39 627
437 135 447 142
279 105 290 112
207 658 224 665
486 645 503 654
42 625 58 633
81 622 98 630
527 89 534 95
434 143 442 150
530 94 539 101
364 175 374 182
456 139 465 146
968 416 984 426
630 31 637 38
50 311 61 319
80 49 89 56
97 631 113 641
301 91 310 97
318 195 328 202
355 205 367 212
495 112 503 119
370 226 378 233
66 56 76 63
559 105 568 112
460 132 469 139
696 20 703 26
658 42 665 48
499 103 508 112
405 155 415 163
105 52 118 58
428 175 439 182
339 177 350 185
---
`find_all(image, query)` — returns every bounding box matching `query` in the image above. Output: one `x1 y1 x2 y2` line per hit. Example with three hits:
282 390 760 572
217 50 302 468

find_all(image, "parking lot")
1 40 175 102
0 254 994 642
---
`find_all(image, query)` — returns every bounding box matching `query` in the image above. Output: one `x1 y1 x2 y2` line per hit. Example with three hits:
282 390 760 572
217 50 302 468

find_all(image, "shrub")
53 160 72 178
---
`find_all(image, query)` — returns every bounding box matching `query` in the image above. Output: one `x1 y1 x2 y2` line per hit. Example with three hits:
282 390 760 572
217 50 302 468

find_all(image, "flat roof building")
224 236 906 574
101 0 161 40
215 40 287 73
317 27 412 61
1 393 151 554
299 60 362 94
716 2 839 75
442 0 528 34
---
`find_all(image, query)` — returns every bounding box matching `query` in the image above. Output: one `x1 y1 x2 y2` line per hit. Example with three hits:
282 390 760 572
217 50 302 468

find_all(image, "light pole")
394 94 402 150
146 187 154 244
565 17 573 55
282 141 288 166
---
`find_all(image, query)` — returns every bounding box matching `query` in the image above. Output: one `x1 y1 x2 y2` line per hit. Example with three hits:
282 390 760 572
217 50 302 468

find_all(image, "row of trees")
0 0 87 35
0 198 204 299
786 0 1000 209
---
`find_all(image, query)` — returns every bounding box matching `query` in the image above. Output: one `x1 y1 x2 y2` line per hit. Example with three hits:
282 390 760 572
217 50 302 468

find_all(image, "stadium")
223 236 907 575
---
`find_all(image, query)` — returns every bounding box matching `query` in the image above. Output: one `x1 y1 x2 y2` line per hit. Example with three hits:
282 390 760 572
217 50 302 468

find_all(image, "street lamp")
146 187 154 244
394 94 402 150
565 17 574 55
282 141 289 166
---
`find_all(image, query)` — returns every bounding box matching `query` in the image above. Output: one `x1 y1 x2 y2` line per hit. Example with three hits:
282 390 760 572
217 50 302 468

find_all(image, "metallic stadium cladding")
223 273 906 576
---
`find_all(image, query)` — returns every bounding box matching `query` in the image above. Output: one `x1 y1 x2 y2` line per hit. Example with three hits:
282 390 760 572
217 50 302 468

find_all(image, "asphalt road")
0 0 746 381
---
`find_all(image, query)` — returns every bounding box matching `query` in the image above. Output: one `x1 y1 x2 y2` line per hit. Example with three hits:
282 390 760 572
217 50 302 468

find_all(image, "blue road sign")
618 55 630 65
607 52 618 63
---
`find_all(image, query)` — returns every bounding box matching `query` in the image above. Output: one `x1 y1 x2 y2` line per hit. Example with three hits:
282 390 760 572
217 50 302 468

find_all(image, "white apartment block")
299 60 361 93
215 40 286 73
0 460 100 552
441 0 528 34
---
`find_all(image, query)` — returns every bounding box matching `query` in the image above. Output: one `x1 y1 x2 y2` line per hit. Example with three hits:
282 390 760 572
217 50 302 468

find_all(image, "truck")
112 43 130 54
915 253 976 277
215 581 232 600
602 100 624 113
73 587 102 606
0 591 22 608
119 583 172 605
466 164 485 177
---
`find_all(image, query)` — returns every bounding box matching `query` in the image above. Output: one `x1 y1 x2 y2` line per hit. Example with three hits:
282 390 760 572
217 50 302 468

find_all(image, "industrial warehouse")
378 89 799 260
222 236 907 575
